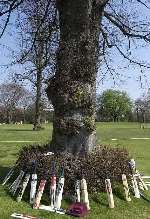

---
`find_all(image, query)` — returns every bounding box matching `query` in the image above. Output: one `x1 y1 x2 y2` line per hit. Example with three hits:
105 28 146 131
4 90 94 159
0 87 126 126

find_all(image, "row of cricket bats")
3 158 149 219
105 158 150 208
2 162 91 214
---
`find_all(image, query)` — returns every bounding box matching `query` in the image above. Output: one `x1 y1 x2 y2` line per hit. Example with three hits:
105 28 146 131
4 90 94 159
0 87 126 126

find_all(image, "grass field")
0 123 150 219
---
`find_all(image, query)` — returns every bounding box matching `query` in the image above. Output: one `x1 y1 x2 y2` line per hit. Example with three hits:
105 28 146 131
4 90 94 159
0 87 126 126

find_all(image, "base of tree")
15 144 130 194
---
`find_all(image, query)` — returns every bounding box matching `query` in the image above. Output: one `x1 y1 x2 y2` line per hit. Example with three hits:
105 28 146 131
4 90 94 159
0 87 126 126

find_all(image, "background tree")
97 89 132 122
134 89 150 123
14 0 58 130
0 82 27 123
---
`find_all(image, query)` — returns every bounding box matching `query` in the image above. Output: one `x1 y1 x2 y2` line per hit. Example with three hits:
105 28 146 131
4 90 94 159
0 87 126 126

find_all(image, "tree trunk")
33 71 42 130
23 107 26 124
46 0 104 154
7 110 12 124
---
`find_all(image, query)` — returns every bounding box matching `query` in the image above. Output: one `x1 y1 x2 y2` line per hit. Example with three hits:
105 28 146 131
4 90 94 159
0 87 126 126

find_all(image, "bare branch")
104 11 150 43
136 0 150 9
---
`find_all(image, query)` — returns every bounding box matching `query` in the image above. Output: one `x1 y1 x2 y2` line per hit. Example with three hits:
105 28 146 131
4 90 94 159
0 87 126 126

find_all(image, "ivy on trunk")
47 0 105 154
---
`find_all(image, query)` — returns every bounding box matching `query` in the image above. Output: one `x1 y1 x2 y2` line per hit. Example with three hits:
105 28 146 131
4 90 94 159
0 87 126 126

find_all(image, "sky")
0 2 150 101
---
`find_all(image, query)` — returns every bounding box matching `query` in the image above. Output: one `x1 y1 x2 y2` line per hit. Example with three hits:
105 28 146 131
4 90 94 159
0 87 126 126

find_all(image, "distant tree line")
96 89 150 123
0 82 53 124
1 83 150 124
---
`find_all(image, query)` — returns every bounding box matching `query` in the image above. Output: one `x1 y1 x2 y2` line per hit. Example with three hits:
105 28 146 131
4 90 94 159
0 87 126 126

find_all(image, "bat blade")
33 179 46 209
105 179 115 208
39 205 55 212
54 177 64 209
30 174 37 204
75 180 80 202
2 167 14 186
50 174 56 208
80 178 90 210
131 176 140 198
9 170 25 195
11 212 41 219
17 173 30 202
54 168 65 210
122 174 131 202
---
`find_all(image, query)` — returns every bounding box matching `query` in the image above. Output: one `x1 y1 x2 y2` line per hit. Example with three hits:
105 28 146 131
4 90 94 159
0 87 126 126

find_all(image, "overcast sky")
0 2 150 101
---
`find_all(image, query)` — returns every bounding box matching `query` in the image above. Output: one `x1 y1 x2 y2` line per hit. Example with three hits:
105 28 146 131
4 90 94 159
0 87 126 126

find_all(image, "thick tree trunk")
47 0 103 154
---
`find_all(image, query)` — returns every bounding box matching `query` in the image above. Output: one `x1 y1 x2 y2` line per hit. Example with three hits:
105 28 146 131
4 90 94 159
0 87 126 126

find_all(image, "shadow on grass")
91 193 108 207
113 183 125 201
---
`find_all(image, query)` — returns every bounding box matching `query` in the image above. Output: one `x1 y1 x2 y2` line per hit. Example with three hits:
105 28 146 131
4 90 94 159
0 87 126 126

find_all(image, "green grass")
0 122 150 219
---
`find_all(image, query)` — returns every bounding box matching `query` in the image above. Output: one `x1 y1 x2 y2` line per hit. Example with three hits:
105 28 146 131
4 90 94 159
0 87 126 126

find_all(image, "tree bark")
46 0 104 154
33 70 42 130
7 110 12 124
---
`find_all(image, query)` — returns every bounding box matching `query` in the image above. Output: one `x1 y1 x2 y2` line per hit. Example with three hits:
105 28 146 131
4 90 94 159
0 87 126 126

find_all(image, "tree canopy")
97 89 132 122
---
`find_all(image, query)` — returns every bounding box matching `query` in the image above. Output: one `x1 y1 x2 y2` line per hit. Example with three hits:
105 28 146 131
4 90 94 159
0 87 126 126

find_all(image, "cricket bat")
30 162 37 204
2 166 15 186
138 181 144 190
105 179 115 208
11 212 41 219
33 179 46 209
129 159 136 173
75 179 80 202
54 167 65 210
39 162 57 213
129 159 148 190
131 175 140 198
129 159 144 198
122 174 131 201
80 177 90 210
9 170 25 195
39 205 55 212
50 162 56 208
137 174 148 191
17 173 30 202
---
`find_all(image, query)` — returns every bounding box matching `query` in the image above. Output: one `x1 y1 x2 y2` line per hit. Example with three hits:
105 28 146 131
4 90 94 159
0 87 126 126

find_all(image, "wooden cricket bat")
33 179 46 209
75 179 80 202
11 212 41 219
30 174 37 204
122 174 131 201
137 174 148 191
80 178 90 210
131 176 140 198
2 166 14 186
9 170 25 195
54 167 64 210
50 173 56 208
30 162 37 204
129 159 145 197
129 159 136 173
39 204 55 212
105 179 114 208
39 162 57 212
17 173 30 202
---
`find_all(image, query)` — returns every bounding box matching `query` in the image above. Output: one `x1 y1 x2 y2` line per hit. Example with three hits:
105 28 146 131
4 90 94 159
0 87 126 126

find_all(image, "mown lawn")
0 123 150 219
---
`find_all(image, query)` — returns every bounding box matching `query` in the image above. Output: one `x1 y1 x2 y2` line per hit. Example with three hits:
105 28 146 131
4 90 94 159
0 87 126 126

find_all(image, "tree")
0 82 27 123
97 90 132 122
135 90 150 123
46 0 150 154
19 89 34 123
14 0 58 130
